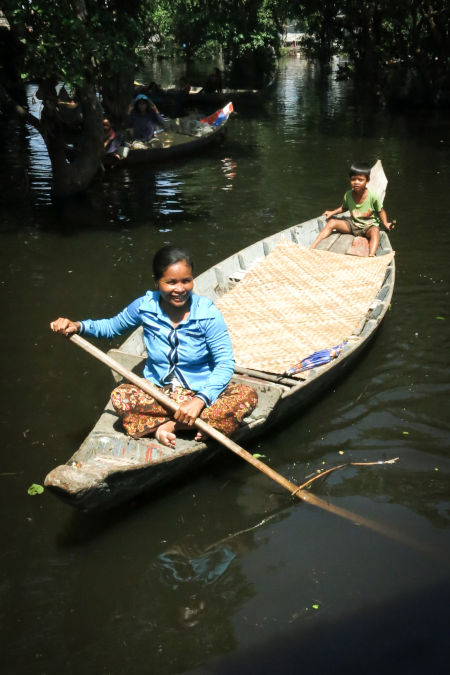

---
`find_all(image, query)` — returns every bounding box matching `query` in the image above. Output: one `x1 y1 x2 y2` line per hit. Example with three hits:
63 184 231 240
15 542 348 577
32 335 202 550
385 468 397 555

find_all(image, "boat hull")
45 162 395 511
104 104 232 168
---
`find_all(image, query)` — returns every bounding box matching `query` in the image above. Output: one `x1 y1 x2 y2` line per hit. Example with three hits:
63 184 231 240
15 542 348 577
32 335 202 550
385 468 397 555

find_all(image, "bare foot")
155 420 207 446
155 421 177 448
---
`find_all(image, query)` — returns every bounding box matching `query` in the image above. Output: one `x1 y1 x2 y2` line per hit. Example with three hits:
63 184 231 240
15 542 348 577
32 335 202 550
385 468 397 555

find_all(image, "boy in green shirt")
311 162 393 257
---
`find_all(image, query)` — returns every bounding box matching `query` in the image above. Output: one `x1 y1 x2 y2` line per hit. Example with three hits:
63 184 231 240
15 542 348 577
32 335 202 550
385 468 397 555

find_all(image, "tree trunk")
0 20 27 105
40 83 104 197
100 68 135 125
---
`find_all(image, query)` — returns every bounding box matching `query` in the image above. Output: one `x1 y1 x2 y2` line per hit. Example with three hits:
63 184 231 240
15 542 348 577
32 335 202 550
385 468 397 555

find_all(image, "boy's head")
349 162 371 179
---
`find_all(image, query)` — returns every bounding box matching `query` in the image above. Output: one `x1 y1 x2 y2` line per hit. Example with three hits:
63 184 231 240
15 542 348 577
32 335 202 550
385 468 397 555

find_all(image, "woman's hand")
322 210 334 219
173 397 205 427
50 317 81 336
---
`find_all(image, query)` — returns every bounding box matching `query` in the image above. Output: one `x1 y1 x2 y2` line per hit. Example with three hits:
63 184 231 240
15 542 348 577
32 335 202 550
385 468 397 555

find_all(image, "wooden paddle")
68 333 433 552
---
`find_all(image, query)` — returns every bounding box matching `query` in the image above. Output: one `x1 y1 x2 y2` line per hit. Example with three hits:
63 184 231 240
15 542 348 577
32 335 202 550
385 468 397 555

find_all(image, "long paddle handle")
69 334 302 494
68 334 435 553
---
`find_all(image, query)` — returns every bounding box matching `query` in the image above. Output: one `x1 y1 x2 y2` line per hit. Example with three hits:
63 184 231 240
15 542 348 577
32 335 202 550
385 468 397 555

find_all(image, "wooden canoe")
44 162 395 511
104 103 233 167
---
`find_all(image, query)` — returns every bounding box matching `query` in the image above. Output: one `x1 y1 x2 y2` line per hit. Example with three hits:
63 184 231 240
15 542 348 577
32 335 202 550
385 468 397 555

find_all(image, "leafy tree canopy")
2 0 155 91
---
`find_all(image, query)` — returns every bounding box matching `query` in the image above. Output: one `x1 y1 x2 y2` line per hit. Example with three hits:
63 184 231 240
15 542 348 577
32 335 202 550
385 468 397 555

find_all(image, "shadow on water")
187 580 450 675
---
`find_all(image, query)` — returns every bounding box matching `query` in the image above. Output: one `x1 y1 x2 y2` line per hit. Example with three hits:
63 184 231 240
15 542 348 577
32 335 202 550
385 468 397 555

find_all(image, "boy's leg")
311 218 351 249
365 226 380 256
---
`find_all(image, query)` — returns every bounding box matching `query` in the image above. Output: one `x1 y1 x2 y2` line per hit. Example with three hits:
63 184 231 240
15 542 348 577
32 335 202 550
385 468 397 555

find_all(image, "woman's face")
157 260 194 310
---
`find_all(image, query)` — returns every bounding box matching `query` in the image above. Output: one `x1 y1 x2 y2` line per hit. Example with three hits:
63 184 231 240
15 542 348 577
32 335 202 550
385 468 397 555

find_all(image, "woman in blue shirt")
50 246 257 447
124 93 164 143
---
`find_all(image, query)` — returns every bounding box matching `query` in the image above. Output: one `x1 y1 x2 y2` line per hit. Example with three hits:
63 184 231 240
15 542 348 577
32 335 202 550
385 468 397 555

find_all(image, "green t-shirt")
343 188 383 229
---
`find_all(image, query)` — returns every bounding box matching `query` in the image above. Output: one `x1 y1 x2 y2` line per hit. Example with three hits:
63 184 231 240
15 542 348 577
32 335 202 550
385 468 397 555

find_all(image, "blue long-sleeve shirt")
124 110 164 142
79 292 235 406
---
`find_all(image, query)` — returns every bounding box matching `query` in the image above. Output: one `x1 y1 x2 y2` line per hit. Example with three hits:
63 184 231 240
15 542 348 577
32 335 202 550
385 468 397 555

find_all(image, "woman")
50 246 257 448
124 93 164 143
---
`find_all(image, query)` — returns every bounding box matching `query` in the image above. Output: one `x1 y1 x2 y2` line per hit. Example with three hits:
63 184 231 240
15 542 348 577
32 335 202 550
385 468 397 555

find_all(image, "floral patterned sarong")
111 383 258 439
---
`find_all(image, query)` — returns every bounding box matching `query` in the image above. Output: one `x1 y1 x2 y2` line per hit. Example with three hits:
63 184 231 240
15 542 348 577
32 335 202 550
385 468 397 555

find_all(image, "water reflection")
46 479 292 671
157 547 236 589
220 156 237 190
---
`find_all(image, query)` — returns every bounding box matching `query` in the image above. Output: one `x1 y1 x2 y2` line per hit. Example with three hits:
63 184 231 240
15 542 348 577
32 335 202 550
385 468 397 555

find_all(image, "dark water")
1 58 449 674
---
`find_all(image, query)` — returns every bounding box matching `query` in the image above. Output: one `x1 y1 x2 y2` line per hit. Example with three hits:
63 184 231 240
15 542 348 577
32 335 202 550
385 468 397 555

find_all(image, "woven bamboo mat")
216 239 394 375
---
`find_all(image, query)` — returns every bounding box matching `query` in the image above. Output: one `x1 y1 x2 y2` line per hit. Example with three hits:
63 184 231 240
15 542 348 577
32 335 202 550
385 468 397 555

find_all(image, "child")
103 118 123 158
311 162 393 257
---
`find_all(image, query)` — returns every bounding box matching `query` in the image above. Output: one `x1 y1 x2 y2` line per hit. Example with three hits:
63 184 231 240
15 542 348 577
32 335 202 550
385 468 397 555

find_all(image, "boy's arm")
378 207 394 230
322 205 343 219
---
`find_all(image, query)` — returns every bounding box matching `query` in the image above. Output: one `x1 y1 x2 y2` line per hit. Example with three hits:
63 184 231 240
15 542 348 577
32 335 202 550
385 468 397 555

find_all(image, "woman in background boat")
50 246 257 448
124 93 164 144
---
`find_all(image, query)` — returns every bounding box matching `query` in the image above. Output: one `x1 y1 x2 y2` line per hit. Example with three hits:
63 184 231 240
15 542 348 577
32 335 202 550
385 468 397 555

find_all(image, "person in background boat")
147 81 163 95
179 76 191 97
50 246 258 449
174 76 191 116
124 93 164 143
201 68 223 94
103 117 124 159
310 162 394 257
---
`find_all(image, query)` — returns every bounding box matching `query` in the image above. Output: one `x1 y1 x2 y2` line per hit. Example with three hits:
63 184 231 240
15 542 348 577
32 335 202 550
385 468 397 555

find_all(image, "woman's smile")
171 291 189 304
157 260 194 312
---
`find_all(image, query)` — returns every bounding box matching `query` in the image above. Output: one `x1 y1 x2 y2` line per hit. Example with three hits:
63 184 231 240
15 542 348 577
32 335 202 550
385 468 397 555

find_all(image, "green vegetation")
0 1 447 196
0 1 155 196
289 1 449 107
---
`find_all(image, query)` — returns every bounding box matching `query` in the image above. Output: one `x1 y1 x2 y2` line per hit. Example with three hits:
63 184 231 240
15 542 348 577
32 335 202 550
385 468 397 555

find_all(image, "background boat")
104 103 234 167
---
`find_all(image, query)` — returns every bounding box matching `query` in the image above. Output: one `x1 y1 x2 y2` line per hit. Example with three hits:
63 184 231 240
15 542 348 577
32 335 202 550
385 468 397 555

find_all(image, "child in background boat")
50 246 257 449
103 118 124 159
311 162 393 257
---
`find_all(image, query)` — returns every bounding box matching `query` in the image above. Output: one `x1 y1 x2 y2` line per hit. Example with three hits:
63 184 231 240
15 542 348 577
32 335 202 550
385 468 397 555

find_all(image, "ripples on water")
0 58 449 675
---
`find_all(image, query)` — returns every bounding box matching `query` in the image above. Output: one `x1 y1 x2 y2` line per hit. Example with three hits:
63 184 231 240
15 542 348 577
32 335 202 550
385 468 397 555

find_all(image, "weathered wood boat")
45 162 395 512
104 103 233 167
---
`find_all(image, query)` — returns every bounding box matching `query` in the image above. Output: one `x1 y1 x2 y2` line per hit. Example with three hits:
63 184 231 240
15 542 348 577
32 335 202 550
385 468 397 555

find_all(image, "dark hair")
349 162 371 178
134 96 150 113
152 246 194 280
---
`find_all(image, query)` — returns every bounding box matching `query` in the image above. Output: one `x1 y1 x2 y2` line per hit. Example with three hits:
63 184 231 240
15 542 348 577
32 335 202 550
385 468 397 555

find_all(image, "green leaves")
8 0 147 87
27 483 44 495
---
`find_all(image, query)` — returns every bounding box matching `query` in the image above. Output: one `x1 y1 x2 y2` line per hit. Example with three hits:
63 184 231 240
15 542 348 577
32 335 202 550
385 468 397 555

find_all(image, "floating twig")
293 457 399 494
